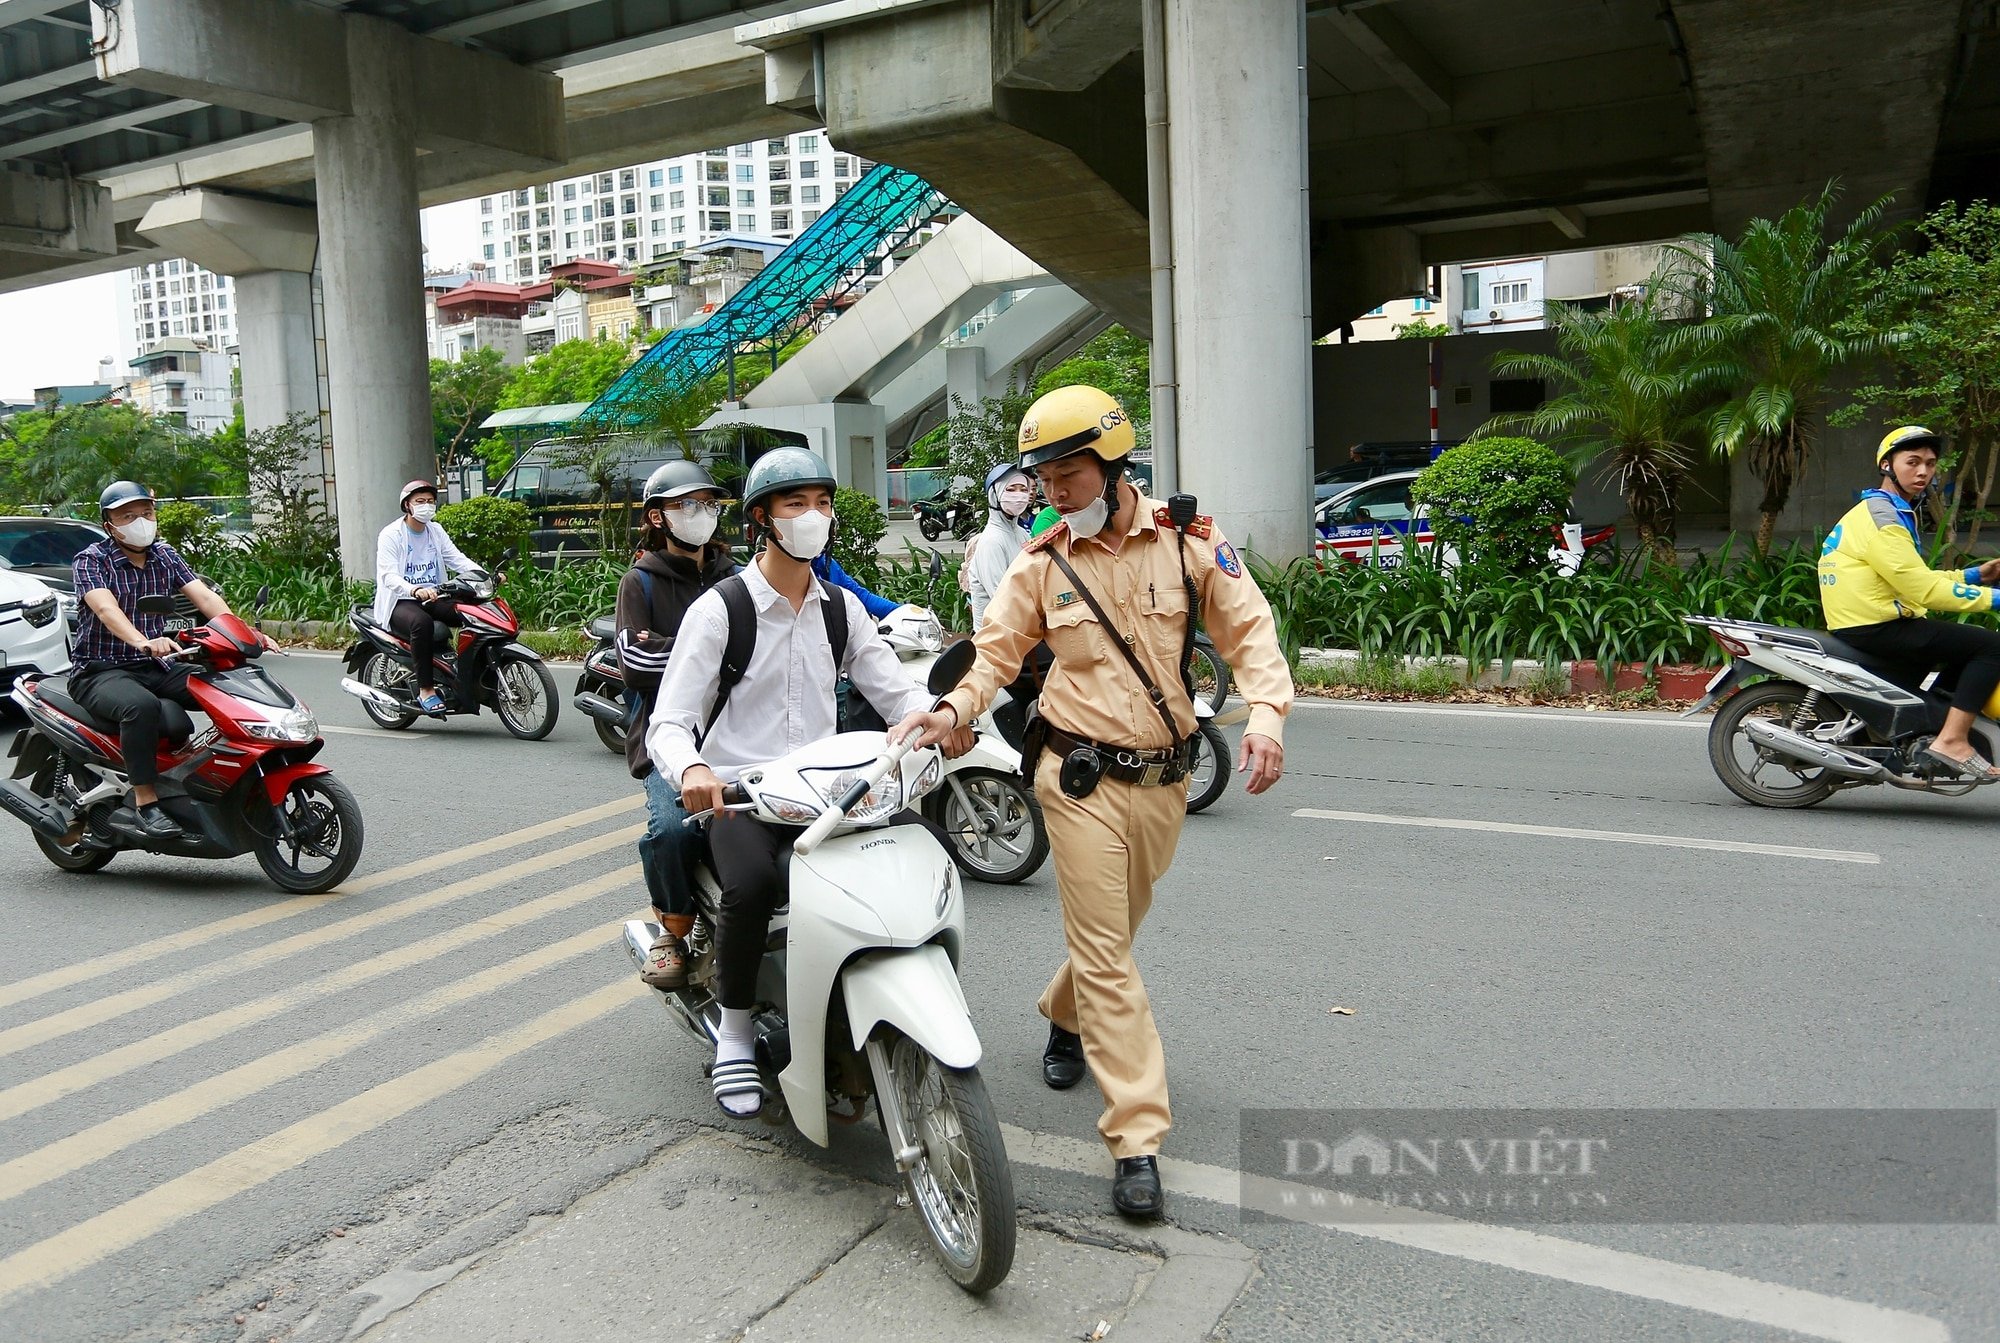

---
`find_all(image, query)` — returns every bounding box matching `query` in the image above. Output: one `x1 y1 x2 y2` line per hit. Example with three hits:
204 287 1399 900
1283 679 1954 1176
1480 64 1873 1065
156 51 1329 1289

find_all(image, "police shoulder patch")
1215 540 1242 578
1024 520 1067 553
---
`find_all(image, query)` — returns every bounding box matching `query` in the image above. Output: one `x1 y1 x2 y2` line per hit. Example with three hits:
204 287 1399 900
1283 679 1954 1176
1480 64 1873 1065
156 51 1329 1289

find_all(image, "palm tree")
1480 290 1725 562
1666 183 1899 553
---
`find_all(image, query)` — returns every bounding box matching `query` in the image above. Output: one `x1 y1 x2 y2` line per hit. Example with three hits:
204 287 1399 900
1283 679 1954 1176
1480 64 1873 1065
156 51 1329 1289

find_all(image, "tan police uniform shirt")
940 492 1292 749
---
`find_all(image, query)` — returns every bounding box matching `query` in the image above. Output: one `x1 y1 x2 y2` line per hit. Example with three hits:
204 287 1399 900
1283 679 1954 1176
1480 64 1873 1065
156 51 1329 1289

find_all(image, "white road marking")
320 723 423 739
1290 698 1703 727
1293 808 1878 865
1002 1126 1949 1343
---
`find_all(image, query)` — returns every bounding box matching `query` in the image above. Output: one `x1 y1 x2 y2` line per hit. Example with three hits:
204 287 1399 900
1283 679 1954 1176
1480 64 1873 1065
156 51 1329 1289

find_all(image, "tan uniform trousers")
1034 750 1187 1160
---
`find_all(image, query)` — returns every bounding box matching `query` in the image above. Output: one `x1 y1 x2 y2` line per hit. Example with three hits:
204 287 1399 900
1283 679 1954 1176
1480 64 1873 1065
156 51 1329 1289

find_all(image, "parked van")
491 424 810 560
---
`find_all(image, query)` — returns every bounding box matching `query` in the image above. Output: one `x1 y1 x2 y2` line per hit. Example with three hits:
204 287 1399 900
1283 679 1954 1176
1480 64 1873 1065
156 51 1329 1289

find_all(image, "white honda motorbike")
622 646 1015 1292
1686 614 2000 807
875 602 1049 884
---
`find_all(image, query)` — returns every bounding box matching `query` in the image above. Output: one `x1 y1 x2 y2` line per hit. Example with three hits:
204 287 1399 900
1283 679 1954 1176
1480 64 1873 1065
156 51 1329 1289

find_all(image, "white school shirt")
647 556 934 786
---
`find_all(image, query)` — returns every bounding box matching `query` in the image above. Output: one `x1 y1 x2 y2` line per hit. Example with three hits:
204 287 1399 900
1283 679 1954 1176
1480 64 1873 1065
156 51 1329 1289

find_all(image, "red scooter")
338 570 558 739
0 594 363 893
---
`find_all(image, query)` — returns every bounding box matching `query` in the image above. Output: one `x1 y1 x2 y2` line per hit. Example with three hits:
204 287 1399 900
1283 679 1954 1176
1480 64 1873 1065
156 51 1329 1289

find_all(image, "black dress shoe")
134 803 183 841
1112 1156 1164 1219
1042 1024 1086 1090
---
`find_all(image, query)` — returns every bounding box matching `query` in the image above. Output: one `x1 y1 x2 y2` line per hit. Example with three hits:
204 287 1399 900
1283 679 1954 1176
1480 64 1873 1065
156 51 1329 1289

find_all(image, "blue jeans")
641 769 696 919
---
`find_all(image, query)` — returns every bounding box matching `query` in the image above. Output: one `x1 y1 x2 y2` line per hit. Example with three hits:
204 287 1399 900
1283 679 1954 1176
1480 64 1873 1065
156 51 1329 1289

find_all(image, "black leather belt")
1041 723 1191 787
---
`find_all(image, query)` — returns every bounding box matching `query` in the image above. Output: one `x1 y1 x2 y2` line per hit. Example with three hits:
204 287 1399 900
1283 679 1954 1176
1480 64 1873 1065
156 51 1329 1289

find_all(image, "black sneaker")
1042 1024 1087 1090
134 803 183 841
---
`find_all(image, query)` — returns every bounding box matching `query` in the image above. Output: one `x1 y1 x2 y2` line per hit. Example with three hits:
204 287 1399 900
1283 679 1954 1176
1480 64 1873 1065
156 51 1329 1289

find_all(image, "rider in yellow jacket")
1819 426 2000 777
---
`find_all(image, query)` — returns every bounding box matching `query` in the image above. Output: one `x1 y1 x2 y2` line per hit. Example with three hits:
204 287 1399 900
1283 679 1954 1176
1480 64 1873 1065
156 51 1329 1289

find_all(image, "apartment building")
113 260 237 368
1347 243 1671 340
123 338 235 435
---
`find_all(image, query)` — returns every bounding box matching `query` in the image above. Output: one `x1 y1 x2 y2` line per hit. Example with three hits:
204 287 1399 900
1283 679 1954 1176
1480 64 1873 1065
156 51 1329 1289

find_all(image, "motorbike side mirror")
254 584 271 612
135 594 176 615
926 638 977 696
927 550 943 582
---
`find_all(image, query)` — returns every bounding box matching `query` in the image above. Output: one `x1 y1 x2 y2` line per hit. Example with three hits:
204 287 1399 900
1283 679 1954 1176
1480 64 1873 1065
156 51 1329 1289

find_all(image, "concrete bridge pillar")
312 17 434 581
1163 0 1312 560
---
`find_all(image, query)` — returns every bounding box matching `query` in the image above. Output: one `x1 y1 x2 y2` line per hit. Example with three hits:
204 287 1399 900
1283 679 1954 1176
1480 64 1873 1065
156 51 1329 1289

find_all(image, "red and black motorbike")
0 595 364 893
338 570 559 739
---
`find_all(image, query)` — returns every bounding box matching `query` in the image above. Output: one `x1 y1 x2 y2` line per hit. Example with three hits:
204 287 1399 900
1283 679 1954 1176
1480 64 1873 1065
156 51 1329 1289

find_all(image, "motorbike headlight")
799 765 903 824
244 706 319 742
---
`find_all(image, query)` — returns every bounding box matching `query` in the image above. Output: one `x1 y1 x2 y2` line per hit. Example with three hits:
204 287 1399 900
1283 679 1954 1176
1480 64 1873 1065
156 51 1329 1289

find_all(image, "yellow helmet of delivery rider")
1877 425 1942 467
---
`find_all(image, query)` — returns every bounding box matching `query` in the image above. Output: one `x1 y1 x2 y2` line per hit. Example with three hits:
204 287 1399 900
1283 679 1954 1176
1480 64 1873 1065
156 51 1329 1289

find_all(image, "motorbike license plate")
163 616 194 634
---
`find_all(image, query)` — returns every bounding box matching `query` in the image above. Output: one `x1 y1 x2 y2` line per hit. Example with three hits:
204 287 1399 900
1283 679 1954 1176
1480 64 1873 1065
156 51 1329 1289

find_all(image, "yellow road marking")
0 866 640 1124
0 824 641 1060
0 795 642 1012
0 978 644 1309
0 914 645 1204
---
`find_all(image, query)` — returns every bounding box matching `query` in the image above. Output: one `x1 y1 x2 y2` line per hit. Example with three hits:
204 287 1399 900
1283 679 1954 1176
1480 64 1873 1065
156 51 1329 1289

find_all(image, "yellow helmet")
1017 384 1135 470
1877 425 1941 465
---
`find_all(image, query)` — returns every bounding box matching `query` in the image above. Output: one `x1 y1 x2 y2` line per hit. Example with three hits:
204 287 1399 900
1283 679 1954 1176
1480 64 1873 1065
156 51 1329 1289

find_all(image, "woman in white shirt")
373 479 479 714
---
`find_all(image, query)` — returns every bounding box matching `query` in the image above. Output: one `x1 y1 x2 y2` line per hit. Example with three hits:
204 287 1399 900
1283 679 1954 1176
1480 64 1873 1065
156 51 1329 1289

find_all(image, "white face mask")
663 500 719 548
409 503 437 524
771 508 833 561
1061 495 1111 540
998 486 1033 518
114 516 157 549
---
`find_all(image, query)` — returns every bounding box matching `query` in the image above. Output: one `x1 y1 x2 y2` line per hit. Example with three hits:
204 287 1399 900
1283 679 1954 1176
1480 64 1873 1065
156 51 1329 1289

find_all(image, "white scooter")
622 645 1016 1292
874 601 1049 884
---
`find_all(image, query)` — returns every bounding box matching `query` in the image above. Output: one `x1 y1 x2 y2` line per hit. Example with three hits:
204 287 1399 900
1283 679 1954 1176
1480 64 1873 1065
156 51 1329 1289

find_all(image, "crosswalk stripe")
0 915 644 1204
0 866 641 1125
0 823 642 1059
0 978 642 1309
0 795 642 1013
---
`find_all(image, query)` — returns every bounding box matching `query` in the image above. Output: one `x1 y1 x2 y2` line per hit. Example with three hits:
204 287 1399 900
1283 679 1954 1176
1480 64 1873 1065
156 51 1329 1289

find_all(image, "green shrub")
832 487 887 586
436 494 532 572
156 500 223 566
1410 436 1575 574
877 544 968 631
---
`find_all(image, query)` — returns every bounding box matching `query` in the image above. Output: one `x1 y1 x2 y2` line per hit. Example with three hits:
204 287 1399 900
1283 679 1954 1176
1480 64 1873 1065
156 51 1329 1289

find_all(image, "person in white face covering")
373 480 480 715
646 446 972 1118
966 461 1036 631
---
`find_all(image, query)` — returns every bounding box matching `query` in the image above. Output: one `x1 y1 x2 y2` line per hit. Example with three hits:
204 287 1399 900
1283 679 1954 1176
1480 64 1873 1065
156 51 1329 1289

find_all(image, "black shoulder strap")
819 578 849 673
700 574 757 745
1044 546 1183 744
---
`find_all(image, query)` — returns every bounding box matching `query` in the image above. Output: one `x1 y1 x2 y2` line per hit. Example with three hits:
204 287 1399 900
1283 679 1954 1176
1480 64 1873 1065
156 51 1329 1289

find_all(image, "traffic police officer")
898 384 1292 1218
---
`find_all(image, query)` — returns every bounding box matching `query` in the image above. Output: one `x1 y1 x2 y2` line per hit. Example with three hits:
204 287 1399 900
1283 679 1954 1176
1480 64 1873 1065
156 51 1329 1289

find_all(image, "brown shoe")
640 932 688 988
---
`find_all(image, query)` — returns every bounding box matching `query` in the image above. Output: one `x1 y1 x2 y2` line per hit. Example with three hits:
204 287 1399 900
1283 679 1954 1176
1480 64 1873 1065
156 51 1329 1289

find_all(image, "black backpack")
698 573 848 744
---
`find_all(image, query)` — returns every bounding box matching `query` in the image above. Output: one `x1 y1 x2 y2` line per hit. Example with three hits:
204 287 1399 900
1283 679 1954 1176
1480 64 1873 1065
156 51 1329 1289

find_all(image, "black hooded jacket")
614 543 739 778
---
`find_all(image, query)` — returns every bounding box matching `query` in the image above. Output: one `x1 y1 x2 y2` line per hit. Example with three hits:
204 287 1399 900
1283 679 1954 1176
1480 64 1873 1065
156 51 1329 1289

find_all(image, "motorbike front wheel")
877 1030 1016 1294
1707 681 1840 809
494 658 560 740
254 774 365 893
1189 636 1231 711
931 768 1048 884
359 651 419 730
918 514 945 542
1185 722 1229 814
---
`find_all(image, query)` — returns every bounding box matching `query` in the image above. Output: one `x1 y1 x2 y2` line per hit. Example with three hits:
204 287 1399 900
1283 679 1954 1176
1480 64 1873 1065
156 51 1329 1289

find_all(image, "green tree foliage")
221 412 338 567
1665 182 1899 553
1410 436 1575 575
1836 200 2000 549
1036 325 1149 438
435 494 532 571
155 500 224 568
927 378 1043 509
1479 289 1727 561
0 402 212 509
1394 317 1453 340
497 337 632 411
831 486 887 587
430 348 512 471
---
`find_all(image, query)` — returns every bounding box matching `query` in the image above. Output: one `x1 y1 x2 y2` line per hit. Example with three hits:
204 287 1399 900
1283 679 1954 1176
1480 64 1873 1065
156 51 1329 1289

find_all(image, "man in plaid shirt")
70 480 268 841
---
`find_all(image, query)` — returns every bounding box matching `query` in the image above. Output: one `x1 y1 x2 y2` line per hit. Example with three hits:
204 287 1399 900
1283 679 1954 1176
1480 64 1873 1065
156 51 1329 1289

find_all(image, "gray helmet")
984 460 1030 509
741 446 836 520
642 459 722 508
99 480 154 516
